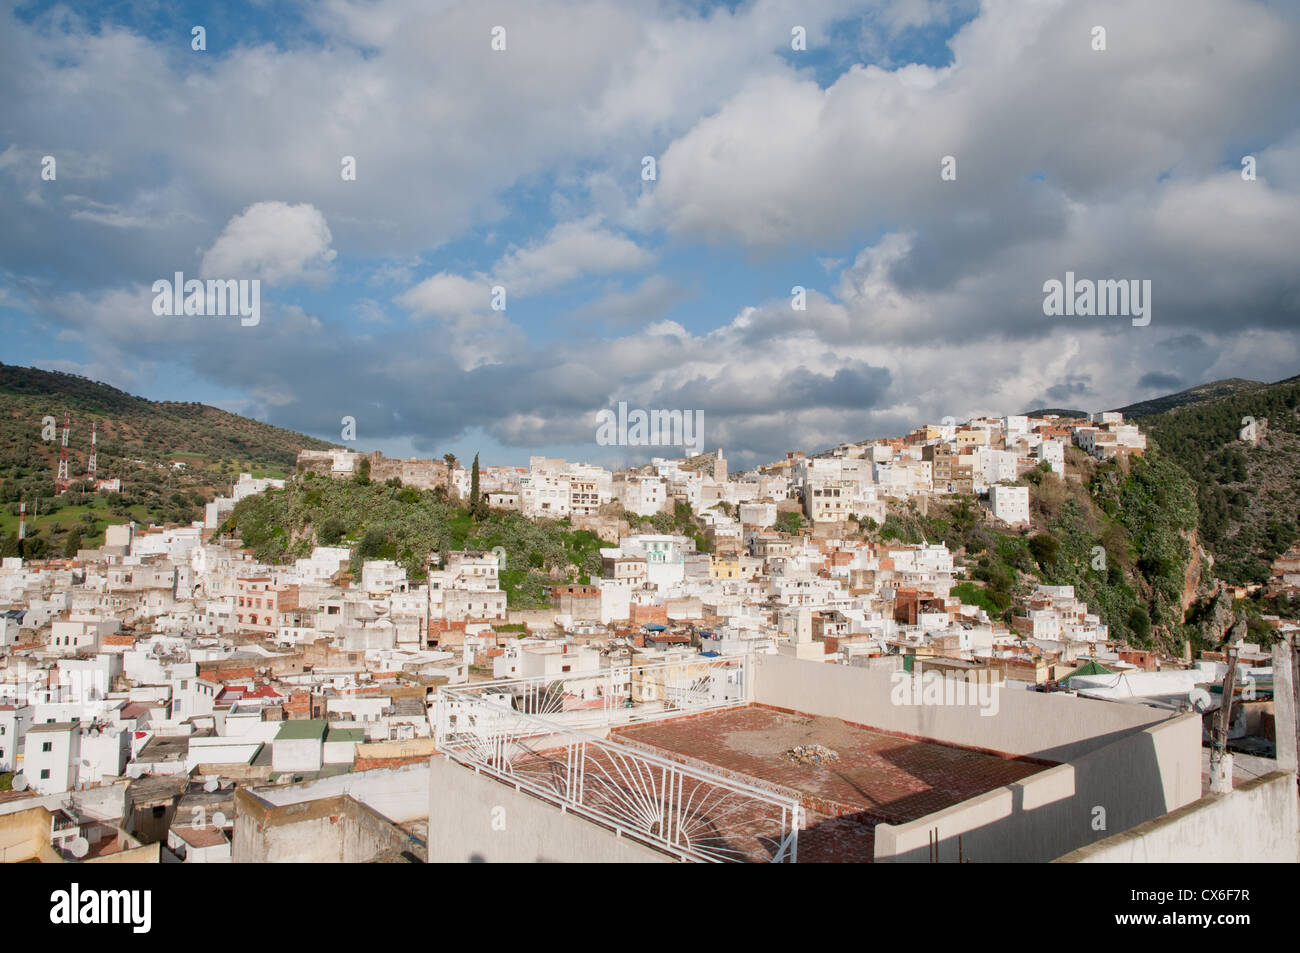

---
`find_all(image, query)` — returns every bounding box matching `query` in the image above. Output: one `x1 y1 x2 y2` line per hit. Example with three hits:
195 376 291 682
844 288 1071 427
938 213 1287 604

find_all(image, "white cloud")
646 0 1297 250
495 217 653 294
200 201 336 284
398 216 653 323
6 0 1299 466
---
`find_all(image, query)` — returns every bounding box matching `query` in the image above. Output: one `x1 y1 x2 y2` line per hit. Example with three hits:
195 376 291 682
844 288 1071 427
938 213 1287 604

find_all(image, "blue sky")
2 0 1299 469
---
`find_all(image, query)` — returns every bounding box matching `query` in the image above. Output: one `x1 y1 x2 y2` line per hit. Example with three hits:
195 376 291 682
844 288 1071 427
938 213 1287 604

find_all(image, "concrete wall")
0 782 126 822
427 756 672 863
753 653 1170 761
506 609 561 630
252 763 427 823
232 788 414 863
0 807 62 863
1057 770 1299 863
83 843 161 863
874 713 1202 863
271 737 322 773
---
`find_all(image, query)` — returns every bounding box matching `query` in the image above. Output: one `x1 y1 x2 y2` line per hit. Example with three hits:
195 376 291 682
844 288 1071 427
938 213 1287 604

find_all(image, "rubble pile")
784 744 839 766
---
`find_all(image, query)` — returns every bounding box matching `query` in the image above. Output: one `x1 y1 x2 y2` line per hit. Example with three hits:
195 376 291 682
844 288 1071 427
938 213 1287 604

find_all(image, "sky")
2 0 1299 471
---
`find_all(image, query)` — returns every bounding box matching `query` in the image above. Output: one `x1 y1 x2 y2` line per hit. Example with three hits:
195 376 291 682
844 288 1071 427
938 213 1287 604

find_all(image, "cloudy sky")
2 0 1299 470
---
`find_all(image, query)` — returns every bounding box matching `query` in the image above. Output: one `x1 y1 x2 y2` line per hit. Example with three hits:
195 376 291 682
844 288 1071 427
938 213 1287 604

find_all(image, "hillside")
876 447 1206 653
1113 377 1269 419
1019 407 1088 418
0 363 337 557
1141 376 1300 586
0 363 335 469
221 472 609 608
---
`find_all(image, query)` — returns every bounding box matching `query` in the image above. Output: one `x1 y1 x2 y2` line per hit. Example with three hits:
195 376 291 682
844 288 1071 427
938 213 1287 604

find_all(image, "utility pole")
1209 619 1244 794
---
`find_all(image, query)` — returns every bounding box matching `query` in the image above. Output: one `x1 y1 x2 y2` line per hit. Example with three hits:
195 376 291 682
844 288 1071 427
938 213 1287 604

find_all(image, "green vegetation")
774 510 805 535
1143 376 1300 585
0 362 335 554
621 500 712 553
871 450 1200 650
951 581 1007 617
222 474 611 607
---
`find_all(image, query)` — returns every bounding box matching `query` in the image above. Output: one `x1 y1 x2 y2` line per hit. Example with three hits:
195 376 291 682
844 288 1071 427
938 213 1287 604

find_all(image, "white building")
23 722 79 794
1036 439 1065 475
620 476 666 517
988 485 1030 525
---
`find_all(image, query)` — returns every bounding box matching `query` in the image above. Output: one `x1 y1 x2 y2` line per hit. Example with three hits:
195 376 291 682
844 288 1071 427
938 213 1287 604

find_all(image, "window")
40 770 50 780
42 741 52 752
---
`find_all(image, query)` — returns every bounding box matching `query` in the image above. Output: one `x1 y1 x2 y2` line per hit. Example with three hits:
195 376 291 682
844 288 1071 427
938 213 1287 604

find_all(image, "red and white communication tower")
87 421 98 483
55 411 71 493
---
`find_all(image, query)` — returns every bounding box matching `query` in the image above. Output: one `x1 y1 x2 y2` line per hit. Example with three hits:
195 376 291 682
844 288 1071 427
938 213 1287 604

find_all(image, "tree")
63 528 83 558
1028 533 1060 569
19 534 48 560
318 516 346 545
470 453 481 512
775 511 804 535
358 527 389 559
354 457 371 486
442 453 457 494
1128 606 1152 643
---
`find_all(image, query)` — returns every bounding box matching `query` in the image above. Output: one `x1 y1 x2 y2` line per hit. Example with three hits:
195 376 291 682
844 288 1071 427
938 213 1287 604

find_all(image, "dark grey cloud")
1137 371 1184 391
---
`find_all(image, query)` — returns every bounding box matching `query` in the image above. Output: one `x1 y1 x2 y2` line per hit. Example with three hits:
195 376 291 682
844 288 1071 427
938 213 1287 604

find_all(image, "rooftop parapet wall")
232 787 416 863
248 762 427 824
1054 769 1299 863
874 712 1201 863
426 755 672 863
752 653 1171 762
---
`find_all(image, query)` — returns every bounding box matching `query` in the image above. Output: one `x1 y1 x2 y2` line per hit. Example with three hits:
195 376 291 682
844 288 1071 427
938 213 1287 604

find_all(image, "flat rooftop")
612 705 1051 862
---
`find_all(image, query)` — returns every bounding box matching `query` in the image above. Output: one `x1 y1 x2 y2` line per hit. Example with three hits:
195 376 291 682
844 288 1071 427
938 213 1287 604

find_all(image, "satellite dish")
1188 688 1213 713
11 774 28 791
203 778 219 792
68 836 89 858
212 811 228 828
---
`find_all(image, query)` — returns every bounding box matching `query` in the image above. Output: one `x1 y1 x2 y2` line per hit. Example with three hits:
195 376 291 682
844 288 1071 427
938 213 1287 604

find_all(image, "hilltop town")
1 408 1296 864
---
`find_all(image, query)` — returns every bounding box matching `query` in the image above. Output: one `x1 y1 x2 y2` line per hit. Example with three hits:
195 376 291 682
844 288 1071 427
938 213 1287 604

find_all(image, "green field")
0 498 151 548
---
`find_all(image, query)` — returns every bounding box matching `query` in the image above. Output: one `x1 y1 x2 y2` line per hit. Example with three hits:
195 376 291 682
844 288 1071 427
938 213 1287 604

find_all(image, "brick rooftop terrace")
612 704 1051 862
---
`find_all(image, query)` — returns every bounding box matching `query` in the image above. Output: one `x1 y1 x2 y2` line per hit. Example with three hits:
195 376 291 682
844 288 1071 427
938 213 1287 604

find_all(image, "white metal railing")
435 655 801 862
438 654 751 736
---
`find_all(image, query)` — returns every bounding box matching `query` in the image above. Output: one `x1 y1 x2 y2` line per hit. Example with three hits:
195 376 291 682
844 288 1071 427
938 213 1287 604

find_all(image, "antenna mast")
87 421 98 483
55 411 71 493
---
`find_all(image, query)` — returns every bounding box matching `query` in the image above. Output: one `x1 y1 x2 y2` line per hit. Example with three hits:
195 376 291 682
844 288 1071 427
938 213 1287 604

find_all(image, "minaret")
55 412 71 493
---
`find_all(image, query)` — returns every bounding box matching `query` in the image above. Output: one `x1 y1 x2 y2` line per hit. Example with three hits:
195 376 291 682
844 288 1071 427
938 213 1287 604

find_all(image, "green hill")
1141 376 1300 586
1113 377 1270 419
221 473 609 608
0 363 337 556
879 448 1204 653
